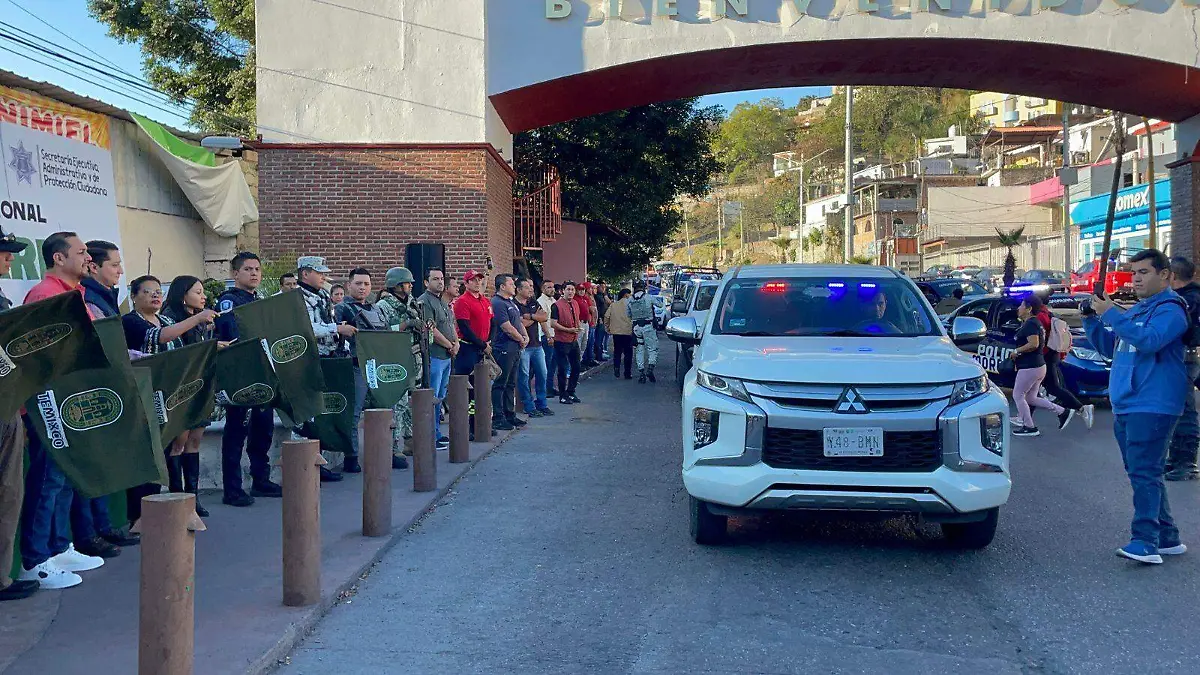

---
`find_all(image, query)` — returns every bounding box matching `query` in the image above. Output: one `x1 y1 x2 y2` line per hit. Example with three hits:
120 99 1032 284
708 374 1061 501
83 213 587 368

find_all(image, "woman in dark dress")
122 275 218 519
162 276 226 516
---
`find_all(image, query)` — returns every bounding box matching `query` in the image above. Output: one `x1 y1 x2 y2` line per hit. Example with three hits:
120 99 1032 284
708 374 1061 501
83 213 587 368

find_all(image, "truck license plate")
823 427 884 457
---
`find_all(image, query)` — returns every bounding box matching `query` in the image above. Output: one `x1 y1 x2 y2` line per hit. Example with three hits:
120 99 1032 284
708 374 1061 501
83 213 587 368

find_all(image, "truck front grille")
762 428 942 472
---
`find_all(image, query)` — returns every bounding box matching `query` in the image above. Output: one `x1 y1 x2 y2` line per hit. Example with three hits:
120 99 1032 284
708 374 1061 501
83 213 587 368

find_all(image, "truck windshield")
712 277 940 337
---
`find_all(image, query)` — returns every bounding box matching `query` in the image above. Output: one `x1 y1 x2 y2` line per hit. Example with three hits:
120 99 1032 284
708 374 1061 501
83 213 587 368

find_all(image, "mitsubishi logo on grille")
835 387 869 414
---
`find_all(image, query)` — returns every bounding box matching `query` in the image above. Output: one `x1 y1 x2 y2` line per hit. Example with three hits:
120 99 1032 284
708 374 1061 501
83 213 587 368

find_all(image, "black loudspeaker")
405 243 445 298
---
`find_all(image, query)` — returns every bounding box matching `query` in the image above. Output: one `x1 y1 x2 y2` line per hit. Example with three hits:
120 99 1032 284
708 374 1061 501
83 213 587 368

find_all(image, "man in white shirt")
538 280 558 396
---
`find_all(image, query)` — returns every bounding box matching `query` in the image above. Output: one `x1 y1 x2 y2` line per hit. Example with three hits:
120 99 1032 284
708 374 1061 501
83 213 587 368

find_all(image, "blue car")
944 293 1110 401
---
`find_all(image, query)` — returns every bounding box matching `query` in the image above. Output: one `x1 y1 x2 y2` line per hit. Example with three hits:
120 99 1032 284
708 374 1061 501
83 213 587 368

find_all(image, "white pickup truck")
666 264 1010 549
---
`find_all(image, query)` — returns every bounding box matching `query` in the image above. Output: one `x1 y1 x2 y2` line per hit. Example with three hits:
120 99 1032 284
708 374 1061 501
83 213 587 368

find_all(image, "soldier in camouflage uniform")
375 267 428 468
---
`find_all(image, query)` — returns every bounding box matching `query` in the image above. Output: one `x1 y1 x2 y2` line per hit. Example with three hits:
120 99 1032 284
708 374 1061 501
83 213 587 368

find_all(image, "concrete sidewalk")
0 432 515 675
0 361 612 675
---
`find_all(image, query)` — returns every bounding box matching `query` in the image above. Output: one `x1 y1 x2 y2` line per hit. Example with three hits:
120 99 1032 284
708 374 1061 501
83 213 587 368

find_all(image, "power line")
5 0 126 72
0 44 204 126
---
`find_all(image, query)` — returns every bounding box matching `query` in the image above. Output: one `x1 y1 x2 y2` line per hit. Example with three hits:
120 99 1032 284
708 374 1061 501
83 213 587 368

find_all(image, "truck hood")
696 335 984 385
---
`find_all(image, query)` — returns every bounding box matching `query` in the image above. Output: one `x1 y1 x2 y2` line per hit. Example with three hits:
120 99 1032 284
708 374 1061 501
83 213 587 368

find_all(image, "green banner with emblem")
310 357 356 456
136 340 218 446
0 291 109 420
214 339 280 408
28 316 165 498
355 330 416 409
232 291 324 425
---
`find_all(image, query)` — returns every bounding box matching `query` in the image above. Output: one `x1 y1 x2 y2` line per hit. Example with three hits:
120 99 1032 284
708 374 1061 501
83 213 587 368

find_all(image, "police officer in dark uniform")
1167 256 1200 481
215 252 283 507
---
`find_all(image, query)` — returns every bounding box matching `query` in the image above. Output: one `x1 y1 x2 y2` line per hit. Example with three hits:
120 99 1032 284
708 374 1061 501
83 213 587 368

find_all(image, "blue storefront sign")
1073 178 1170 242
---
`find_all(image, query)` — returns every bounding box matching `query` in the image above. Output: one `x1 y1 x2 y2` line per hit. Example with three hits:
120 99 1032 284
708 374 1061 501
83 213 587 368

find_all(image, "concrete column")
282 439 325 607
137 493 205 675
362 409 393 537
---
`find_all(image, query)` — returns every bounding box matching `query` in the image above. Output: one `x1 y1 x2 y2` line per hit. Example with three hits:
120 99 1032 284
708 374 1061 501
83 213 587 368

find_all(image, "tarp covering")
131 113 258 237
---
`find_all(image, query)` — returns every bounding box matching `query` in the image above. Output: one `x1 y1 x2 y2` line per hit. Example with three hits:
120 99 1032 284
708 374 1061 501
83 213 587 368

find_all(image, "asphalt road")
284 344 1200 675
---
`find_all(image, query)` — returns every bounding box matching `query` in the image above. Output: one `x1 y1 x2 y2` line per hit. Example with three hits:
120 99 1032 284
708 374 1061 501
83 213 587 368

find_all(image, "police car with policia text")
943 291 1110 400
667 264 1010 549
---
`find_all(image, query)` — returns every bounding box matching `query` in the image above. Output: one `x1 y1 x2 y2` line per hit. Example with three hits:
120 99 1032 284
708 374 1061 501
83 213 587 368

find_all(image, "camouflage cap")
297 255 331 273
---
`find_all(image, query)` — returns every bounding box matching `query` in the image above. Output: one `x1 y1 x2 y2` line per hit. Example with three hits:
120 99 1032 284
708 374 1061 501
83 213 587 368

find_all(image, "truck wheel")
941 508 999 549
689 496 728 545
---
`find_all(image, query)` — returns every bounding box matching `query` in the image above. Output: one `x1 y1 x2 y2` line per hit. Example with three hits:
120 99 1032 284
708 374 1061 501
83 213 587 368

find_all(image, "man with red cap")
454 270 493 439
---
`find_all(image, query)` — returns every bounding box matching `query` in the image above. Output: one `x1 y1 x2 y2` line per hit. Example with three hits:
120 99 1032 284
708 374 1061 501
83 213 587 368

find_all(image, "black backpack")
1164 294 1200 351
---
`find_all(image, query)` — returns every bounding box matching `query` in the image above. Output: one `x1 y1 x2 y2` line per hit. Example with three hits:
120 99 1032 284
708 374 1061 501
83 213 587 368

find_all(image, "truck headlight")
696 371 752 403
980 413 1004 456
693 408 720 448
949 375 989 406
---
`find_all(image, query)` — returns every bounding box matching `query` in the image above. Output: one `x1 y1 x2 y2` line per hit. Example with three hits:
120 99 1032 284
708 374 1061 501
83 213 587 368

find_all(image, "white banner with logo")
0 119 121 305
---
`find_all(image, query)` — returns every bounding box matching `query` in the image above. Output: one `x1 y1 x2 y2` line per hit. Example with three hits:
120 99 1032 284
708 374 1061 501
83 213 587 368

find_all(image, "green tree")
713 98 796 184
516 100 722 280
89 0 255 134
806 87 983 164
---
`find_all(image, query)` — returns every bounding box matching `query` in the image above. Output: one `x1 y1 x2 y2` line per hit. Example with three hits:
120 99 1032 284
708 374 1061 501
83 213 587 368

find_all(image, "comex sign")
544 0 1185 20
1114 187 1152 214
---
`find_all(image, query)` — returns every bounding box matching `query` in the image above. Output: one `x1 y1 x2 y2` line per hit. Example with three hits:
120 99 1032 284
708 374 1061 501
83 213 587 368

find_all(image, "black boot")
165 453 184 493
647 367 657 383
181 453 209 517
1166 439 1200 481
638 369 647 384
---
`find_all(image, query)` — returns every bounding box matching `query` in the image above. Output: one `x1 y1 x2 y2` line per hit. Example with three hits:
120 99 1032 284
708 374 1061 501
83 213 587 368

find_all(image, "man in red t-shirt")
573 282 593 365
453 270 494 439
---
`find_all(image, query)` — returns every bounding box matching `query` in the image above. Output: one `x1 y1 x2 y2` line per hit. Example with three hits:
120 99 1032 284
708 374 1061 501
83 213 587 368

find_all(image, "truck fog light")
981 413 1004 456
693 408 720 449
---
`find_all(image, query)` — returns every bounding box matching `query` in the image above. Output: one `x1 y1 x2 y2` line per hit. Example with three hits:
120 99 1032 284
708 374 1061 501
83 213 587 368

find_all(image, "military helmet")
633 280 647 291
385 266 415 288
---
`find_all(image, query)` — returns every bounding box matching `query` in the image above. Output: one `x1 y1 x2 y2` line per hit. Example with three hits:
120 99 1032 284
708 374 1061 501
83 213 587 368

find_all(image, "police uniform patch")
219 299 234 312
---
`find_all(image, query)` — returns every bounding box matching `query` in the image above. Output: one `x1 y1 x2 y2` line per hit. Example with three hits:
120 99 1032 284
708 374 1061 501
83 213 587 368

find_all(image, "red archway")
491 38 1200 133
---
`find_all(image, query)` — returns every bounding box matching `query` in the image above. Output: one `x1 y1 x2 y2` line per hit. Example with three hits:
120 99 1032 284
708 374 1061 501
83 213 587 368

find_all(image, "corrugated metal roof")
0 68 201 141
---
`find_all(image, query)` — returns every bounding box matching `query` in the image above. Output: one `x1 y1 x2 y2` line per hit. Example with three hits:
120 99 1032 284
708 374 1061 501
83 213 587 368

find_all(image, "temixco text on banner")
310 357 357 456
355 329 417 409
0 291 109 419
28 316 164 497
135 340 218 446
214 339 280 408
232 291 324 424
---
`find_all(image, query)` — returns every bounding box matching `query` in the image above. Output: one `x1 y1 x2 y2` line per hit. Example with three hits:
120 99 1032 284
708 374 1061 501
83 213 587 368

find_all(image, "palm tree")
770 236 794 263
995 226 1025 287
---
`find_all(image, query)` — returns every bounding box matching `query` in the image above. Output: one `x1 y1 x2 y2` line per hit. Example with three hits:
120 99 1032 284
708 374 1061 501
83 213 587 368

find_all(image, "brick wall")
1171 160 1198 260
257 145 514 280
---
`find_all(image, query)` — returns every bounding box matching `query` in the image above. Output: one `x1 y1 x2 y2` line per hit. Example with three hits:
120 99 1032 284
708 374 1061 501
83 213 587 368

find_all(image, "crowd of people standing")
0 226 658 602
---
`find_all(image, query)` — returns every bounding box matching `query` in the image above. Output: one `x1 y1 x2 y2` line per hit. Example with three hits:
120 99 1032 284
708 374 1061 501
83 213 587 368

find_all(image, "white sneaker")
1082 404 1095 430
1160 543 1188 556
50 544 104 572
19 560 82 589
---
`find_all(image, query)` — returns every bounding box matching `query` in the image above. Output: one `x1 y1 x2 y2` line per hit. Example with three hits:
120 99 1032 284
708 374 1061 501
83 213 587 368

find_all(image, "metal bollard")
472 360 492 439
412 388 437 492
447 374 470 463
362 408 393 537
137 493 205 675
282 439 325 607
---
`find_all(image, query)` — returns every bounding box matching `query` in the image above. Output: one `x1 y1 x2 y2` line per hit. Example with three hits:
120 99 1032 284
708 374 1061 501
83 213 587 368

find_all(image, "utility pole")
843 86 854 263
1097 114 1127 293
1143 117 1158 248
716 197 724 265
684 212 693 266
1061 104 1073 271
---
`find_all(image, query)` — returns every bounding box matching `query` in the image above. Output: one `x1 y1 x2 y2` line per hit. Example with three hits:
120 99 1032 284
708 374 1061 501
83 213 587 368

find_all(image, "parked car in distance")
917 278 989 316
1071 254 1135 298
652 295 669 330
1012 269 1070 295
924 264 952 277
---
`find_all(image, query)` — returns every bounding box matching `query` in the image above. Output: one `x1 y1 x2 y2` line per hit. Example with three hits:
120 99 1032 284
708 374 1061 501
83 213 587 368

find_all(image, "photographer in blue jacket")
1084 249 1191 564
